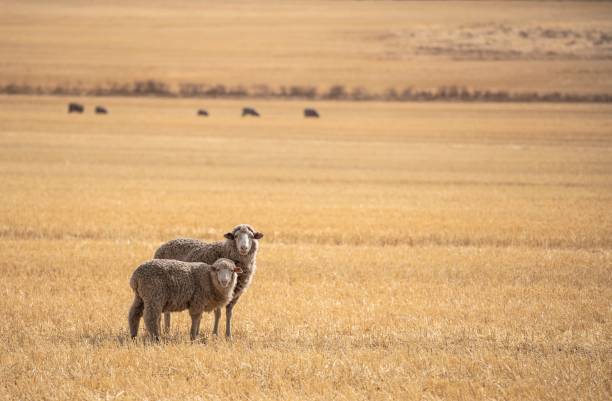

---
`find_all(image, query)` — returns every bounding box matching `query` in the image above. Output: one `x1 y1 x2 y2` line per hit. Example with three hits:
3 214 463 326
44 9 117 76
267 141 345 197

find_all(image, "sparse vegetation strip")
1 81 611 103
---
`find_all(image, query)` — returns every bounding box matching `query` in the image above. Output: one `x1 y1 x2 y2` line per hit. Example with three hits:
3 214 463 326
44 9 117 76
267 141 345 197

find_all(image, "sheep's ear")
224 232 234 240
233 266 243 274
254 232 264 239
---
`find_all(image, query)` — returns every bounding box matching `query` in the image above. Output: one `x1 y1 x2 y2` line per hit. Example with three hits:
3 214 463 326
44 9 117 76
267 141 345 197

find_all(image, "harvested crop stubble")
0 96 610 400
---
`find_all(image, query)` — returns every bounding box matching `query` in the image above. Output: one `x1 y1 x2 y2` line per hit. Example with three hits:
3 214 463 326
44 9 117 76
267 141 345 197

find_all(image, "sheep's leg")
190 313 203 341
212 308 221 336
225 294 243 339
128 295 144 338
225 303 234 339
163 312 171 334
143 304 162 341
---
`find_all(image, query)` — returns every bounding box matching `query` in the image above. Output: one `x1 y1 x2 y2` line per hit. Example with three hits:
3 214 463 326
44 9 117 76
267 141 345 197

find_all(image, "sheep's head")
224 224 264 256
212 258 243 288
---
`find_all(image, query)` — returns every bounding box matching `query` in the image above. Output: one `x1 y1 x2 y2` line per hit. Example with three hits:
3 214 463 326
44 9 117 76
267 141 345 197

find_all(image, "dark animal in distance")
95 106 108 114
197 109 209 116
68 103 84 113
304 108 320 118
242 107 260 117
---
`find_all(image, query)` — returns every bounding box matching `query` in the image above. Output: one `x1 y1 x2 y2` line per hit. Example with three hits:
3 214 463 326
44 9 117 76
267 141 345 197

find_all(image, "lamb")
128 258 242 341
154 224 263 338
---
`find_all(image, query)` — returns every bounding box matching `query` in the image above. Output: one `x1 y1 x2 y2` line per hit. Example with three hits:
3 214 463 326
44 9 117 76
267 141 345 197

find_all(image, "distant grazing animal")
128 258 242 341
304 108 319 118
154 224 263 338
68 103 84 113
95 106 108 114
197 109 209 116
242 107 260 117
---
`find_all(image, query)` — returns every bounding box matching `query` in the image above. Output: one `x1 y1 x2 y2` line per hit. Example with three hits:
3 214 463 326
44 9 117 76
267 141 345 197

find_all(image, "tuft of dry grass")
0 95 611 400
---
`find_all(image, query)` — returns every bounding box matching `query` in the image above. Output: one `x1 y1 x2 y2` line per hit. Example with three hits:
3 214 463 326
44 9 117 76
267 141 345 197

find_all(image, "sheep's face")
213 259 243 288
224 224 264 256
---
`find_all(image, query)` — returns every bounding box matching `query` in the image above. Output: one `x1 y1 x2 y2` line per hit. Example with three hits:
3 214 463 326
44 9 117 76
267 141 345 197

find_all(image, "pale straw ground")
0 95 610 400
1 0 612 93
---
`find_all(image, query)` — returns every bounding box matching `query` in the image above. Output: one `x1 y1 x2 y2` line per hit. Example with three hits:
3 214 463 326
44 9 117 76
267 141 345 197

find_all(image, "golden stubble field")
0 95 611 400
1 0 612 94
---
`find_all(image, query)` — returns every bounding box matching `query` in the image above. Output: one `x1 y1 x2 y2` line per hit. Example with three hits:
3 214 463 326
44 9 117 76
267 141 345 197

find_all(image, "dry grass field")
1 0 612 94
0 95 611 400
1 1 612 400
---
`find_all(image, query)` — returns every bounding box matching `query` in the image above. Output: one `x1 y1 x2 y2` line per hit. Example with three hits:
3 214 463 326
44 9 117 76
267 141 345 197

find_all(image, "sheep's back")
185 242 225 264
154 238 206 261
131 259 199 312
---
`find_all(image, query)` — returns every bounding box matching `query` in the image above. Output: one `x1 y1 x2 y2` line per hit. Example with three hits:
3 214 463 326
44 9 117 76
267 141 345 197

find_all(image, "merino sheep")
128 258 242 341
154 224 263 338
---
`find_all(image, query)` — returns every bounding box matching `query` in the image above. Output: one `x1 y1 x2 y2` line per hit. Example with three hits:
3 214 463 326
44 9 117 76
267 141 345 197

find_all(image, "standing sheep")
128 258 242 341
154 224 263 338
